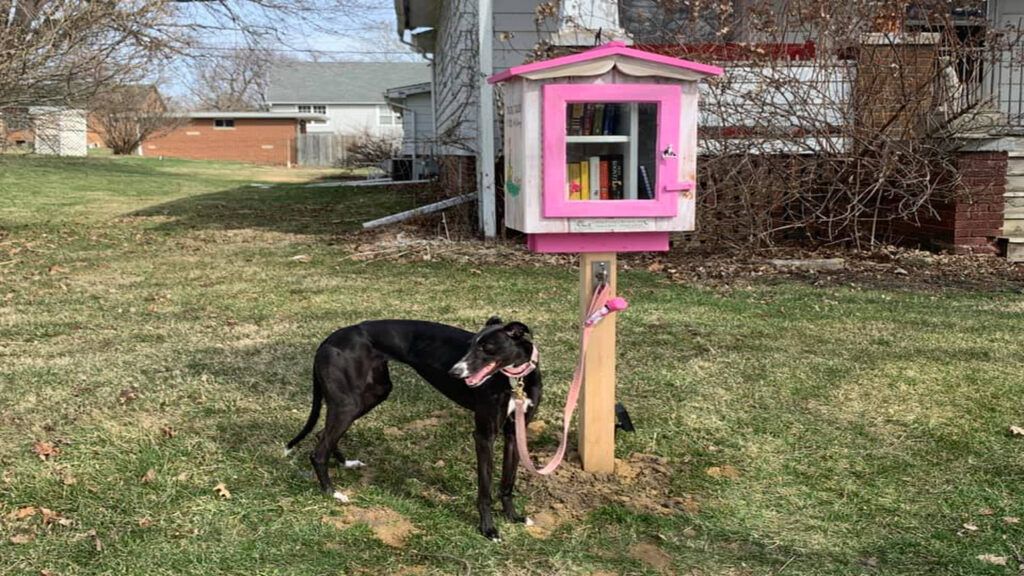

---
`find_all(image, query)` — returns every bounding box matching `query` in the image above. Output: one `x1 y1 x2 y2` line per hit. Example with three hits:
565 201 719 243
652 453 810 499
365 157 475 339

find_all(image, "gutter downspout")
477 0 497 238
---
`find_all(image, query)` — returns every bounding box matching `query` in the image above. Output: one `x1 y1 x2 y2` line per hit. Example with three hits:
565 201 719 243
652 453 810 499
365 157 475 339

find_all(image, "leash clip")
511 378 526 401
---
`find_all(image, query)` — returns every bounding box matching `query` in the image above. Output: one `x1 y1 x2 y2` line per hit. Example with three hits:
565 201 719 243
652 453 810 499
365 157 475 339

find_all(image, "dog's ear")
485 315 503 326
503 321 530 340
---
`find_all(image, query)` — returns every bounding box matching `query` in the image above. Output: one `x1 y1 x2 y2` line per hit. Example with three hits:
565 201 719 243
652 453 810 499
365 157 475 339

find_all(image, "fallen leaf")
47 265 67 275
527 420 547 437
214 482 231 499
40 570 57 576
140 469 156 484
85 529 103 551
962 522 979 532
138 517 153 528
976 554 1008 566
1003 516 1020 524
290 254 311 262
118 387 139 404
647 261 665 273
32 441 59 461
10 533 35 544
1010 425 1024 437
979 507 995 516
705 465 741 479
13 506 38 520
432 460 445 468
175 471 189 482
160 426 176 438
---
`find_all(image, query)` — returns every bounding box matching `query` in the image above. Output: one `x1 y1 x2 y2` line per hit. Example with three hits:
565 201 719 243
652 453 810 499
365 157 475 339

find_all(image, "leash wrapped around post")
512 282 627 475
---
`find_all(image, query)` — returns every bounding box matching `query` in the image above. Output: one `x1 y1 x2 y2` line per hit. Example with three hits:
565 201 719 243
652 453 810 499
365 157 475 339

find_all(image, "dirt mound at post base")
519 452 697 538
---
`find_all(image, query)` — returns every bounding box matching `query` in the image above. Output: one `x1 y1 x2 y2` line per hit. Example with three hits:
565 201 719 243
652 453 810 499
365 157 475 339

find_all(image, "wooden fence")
295 133 357 167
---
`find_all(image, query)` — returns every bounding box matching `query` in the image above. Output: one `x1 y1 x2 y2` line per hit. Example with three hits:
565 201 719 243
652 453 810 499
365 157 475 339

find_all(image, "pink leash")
510 284 628 475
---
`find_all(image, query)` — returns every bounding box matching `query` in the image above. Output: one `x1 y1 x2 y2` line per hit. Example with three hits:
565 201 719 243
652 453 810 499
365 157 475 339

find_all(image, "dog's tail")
285 368 323 453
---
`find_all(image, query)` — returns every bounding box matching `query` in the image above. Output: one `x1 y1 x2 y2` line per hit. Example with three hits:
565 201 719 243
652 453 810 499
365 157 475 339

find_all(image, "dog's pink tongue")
466 363 497 385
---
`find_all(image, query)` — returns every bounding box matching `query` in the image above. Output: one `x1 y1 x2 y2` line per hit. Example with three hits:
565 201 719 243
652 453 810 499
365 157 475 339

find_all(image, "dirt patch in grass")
321 506 419 548
521 452 696 538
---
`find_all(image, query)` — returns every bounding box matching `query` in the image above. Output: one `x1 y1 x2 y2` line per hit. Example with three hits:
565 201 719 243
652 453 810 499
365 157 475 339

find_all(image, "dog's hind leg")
311 399 360 502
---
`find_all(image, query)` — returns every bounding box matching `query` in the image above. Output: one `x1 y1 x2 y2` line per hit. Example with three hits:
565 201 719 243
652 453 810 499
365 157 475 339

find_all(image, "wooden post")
579 252 617 473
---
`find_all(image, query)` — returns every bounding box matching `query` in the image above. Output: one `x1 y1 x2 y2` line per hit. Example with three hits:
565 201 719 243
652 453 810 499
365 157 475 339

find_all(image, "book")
603 105 617 135
602 154 624 199
592 104 605 136
588 156 600 200
638 165 654 200
582 106 594 136
569 104 584 136
579 160 589 200
568 162 582 200
599 158 610 200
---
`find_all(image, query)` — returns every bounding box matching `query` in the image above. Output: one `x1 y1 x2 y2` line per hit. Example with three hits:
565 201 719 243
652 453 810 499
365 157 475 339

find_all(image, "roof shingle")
266 61 431 104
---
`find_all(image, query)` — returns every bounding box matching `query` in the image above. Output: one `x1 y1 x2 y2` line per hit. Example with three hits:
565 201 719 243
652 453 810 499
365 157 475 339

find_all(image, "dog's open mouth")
464 362 498 387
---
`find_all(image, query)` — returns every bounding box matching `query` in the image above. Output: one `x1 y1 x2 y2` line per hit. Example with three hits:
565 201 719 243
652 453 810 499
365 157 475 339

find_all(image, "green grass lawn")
1 155 1023 575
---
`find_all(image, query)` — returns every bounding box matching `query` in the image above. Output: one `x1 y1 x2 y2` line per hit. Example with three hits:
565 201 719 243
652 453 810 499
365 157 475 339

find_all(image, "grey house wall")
431 0 555 157
400 91 436 156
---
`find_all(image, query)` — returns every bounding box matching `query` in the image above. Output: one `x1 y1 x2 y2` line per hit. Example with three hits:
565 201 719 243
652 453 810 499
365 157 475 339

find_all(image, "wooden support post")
579 252 617 473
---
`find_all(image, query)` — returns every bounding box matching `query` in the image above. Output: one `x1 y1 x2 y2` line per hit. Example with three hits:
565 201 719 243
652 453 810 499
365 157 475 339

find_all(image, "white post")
477 0 497 238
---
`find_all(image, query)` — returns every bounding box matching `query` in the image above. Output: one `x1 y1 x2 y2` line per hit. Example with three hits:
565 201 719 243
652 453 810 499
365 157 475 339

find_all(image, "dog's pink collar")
501 345 538 379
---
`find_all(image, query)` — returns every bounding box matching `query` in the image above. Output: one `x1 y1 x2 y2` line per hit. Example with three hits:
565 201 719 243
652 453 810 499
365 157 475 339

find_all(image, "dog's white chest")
507 397 532 417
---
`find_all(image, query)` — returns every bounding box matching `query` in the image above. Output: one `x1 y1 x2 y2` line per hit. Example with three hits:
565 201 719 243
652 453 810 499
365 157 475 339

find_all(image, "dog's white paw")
525 517 534 527
332 491 350 503
343 459 365 469
283 447 293 457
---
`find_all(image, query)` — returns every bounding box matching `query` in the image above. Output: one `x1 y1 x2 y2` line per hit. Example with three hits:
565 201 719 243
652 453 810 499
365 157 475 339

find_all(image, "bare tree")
89 86 182 155
0 0 382 112
188 48 278 111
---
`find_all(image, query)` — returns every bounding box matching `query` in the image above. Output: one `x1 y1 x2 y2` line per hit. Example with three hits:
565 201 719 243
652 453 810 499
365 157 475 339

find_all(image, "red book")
599 160 610 200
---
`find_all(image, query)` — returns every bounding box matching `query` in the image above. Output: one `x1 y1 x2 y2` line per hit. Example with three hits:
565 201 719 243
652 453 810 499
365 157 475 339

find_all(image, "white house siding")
399 92 436 156
268 103 402 139
700 62 853 154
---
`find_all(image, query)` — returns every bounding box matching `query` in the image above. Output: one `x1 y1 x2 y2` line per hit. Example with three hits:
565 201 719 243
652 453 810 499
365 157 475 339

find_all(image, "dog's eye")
482 344 497 354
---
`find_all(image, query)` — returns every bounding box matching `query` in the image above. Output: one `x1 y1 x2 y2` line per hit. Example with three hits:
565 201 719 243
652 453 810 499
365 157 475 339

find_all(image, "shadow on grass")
129 182 425 236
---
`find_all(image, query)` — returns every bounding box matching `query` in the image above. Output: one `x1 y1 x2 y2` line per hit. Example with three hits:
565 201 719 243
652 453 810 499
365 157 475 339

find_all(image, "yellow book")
579 161 589 200
568 162 581 200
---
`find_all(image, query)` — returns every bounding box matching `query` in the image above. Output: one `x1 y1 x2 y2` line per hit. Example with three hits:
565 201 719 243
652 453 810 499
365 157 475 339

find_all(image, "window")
298 105 326 114
297 105 310 113
378 105 400 126
312 105 327 114
541 83 687 219
213 119 235 129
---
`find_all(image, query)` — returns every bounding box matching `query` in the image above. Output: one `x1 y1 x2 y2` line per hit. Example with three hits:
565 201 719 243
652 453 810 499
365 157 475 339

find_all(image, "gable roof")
266 61 431 104
488 41 723 84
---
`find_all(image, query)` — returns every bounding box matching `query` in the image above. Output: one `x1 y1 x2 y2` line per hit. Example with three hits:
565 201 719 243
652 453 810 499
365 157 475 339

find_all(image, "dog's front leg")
473 418 499 540
499 423 525 523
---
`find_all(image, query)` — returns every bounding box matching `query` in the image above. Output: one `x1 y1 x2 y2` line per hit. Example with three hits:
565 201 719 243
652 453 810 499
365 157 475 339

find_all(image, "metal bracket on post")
592 260 610 289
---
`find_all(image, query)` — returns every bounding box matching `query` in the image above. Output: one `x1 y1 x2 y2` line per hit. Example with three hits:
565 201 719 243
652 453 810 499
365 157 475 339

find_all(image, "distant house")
265 62 431 139
384 82 435 157
142 111 325 166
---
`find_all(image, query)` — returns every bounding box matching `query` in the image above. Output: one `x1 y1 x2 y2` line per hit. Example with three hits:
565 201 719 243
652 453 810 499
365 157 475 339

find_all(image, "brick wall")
892 151 1006 254
143 118 300 165
854 34 938 140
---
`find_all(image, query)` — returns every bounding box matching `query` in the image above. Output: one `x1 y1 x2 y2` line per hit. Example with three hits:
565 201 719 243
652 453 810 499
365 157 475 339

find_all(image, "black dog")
286 317 541 540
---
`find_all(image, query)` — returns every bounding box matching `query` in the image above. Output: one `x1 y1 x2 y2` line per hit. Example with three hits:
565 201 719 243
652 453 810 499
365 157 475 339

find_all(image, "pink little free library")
489 41 722 253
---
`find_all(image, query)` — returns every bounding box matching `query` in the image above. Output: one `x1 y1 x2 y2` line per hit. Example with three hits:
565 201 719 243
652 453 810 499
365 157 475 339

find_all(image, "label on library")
569 218 655 233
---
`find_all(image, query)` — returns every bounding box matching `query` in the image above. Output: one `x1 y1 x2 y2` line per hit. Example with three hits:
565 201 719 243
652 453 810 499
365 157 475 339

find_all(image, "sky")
164 2 422 103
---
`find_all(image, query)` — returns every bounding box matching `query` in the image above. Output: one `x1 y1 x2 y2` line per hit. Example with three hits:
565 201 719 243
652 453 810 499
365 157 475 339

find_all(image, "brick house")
142 112 325 166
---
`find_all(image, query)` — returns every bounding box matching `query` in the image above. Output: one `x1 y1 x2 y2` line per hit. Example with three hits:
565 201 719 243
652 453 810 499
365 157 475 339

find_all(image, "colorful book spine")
569 104 584 136
581 106 594 136
568 162 581 200
639 165 654 200
610 156 624 199
599 159 610 200
592 104 605 136
588 156 600 200
579 160 589 200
